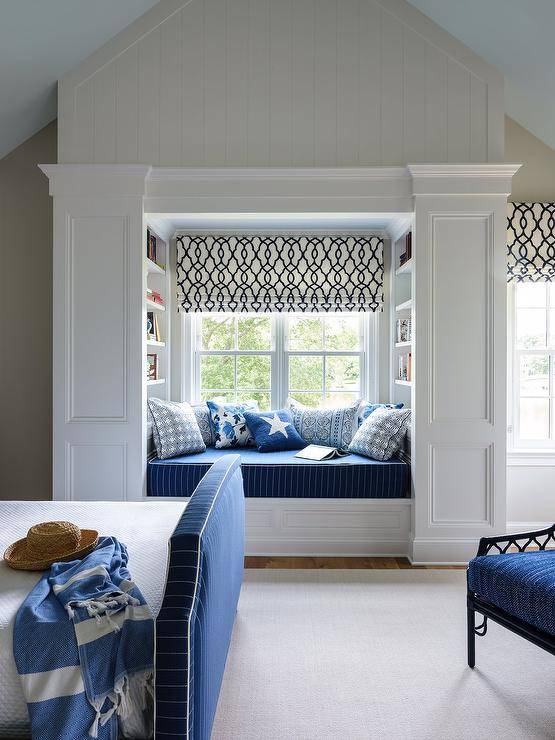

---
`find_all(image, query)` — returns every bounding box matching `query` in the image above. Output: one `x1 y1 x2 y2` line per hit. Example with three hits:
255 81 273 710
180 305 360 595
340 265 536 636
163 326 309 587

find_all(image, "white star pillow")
261 413 291 437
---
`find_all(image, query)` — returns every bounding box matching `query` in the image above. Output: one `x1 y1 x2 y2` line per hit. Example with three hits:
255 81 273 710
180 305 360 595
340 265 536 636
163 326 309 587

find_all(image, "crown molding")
408 163 522 196
39 164 152 197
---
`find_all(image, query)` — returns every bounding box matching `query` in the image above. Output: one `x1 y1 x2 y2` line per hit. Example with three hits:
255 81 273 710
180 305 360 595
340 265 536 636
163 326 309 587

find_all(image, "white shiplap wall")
58 0 504 166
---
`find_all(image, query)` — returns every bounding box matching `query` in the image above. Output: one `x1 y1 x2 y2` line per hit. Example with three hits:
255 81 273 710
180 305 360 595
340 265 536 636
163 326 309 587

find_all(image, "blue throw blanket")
14 537 154 739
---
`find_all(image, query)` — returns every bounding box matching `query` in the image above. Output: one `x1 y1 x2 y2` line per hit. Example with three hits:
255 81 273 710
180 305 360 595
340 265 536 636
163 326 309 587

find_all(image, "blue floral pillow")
243 409 306 453
207 400 259 449
358 402 404 426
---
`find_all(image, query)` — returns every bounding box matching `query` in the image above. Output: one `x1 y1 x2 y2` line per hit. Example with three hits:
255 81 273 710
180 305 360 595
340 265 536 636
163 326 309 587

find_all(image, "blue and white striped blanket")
13 537 154 740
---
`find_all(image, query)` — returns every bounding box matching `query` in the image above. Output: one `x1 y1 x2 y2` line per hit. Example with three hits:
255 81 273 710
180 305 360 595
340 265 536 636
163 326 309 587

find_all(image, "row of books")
396 317 411 344
146 311 162 342
398 352 412 382
146 228 166 270
399 231 412 267
147 288 165 307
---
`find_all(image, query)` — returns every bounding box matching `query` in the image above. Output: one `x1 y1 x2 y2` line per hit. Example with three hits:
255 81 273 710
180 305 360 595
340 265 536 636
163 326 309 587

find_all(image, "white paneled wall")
58 0 503 166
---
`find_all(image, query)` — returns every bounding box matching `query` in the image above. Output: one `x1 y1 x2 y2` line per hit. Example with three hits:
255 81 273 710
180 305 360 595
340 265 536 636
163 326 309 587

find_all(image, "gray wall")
506 116 555 202
0 120 56 500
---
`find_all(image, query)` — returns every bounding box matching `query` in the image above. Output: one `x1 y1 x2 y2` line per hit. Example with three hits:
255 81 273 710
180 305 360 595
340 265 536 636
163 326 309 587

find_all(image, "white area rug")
212 570 555 740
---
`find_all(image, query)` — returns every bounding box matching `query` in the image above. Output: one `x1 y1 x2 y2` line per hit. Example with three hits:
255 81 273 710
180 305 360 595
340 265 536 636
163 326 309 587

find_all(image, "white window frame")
508 282 555 458
182 312 378 408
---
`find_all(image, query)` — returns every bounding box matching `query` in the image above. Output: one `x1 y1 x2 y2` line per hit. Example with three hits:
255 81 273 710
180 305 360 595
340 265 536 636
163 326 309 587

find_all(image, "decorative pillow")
207 400 259 449
147 398 206 460
358 402 404 426
243 409 306 453
349 407 411 461
192 403 215 447
287 398 361 449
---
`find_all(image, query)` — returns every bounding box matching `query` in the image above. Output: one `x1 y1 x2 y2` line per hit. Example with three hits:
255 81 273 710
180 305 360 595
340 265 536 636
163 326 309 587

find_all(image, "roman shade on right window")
508 203 555 282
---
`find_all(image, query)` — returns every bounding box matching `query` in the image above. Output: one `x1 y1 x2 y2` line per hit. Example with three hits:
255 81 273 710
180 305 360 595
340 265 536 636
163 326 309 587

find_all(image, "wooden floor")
245 556 465 570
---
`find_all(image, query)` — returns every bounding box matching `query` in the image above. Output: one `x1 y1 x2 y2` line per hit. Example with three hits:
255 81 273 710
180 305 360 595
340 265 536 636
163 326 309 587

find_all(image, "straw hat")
4 521 99 571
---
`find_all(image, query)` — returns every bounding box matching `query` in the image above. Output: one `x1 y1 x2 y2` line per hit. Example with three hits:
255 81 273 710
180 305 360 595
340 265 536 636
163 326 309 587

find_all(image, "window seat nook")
147 448 410 499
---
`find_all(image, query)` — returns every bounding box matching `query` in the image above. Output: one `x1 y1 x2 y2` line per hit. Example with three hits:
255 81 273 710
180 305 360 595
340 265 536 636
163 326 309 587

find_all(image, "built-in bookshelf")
145 223 171 401
390 227 414 407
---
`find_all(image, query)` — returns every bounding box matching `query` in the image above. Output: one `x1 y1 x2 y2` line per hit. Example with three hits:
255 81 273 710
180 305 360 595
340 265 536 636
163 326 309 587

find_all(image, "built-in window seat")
147 448 410 499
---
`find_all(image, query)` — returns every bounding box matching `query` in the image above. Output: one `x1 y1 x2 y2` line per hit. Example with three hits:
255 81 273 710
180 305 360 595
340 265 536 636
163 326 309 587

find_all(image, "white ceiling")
1 0 554 159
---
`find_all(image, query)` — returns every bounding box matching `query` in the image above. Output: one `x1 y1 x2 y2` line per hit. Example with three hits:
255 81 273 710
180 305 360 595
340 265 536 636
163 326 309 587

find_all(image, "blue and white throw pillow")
287 398 361 449
349 407 411 461
148 398 206 459
243 409 306 453
192 403 215 447
358 401 404 426
207 400 259 449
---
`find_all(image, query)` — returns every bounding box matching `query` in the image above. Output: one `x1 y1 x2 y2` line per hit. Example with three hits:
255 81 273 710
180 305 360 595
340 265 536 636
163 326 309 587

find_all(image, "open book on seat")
294 445 351 461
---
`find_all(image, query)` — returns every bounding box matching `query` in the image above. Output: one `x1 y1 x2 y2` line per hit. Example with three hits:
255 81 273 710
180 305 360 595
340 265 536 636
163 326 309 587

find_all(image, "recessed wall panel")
431 214 491 422
431 446 491 525
69 216 127 421
69 444 126 500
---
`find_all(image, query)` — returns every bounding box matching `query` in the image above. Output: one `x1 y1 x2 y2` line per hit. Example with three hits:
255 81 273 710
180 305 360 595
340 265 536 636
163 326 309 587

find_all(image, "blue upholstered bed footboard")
155 454 245 740
148 448 410 499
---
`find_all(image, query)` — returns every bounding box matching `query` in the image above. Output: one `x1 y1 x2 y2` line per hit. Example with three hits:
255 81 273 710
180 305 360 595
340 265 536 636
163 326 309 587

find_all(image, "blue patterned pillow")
287 398 361 449
244 409 306 453
147 398 206 459
192 403 215 447
207 400 259 449
358 402 404 426
349 407 411 461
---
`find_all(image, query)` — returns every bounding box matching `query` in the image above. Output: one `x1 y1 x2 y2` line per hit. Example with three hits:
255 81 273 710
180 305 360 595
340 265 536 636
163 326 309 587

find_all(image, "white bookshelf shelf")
146 298 165 311
145 258 165 275
394 379 412 386
395 341 412 348
395 258 413 276
395 299 412 312
147 339 166 347
147 378 166 386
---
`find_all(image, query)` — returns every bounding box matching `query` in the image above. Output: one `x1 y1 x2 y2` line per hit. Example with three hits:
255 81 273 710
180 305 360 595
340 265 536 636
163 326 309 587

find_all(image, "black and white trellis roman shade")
176 234 384 312
508 203 555 282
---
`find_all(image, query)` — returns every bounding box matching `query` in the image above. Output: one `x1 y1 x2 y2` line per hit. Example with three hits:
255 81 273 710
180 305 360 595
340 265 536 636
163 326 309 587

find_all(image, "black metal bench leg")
467 605 475 668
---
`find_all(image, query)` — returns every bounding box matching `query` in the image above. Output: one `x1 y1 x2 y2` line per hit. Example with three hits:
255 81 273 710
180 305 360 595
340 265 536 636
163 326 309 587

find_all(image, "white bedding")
0 500 186 737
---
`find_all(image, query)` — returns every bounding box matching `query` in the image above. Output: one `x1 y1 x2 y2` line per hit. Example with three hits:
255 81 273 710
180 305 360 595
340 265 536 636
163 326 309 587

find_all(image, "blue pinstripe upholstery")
468 550 555 636
155 455 245 740
148 448 409 499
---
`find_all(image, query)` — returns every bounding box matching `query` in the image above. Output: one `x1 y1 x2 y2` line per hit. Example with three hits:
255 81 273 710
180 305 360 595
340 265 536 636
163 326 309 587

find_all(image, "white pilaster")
408 164 520 563
40 165 150 501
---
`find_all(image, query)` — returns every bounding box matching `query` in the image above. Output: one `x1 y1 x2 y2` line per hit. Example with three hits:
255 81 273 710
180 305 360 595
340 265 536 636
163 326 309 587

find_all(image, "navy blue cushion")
468 550 555 636
244 409 305 453
148 447 410 499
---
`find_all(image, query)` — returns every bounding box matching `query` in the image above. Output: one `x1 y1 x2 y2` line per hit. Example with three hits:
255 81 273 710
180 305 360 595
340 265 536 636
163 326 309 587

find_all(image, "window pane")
289 355 323 391
289 392 323 407
516 309 546 348
324 392 359 407
516 282 546 308
201 355 234 389
200 390 234 404
520 355 549 397
520 398 549 440
324 316 360 350
326 356 360 391
237 316 271 350
549 310 555 348
237 355 271 389
288 317 323 350
237 391 271 410
201 316 234 350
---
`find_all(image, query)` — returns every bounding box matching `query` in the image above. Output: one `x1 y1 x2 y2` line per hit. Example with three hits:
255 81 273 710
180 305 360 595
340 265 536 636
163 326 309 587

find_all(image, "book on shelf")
146 311 161 342
398 231 412 267
146 228 157 263
147 353 158 381
146 289 165 307
397 352 412 381
396 317 411 343
294 445 351 461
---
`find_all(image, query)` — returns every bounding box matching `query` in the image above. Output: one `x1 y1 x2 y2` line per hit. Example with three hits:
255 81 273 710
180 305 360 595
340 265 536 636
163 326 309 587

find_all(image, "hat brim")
3 529 99 571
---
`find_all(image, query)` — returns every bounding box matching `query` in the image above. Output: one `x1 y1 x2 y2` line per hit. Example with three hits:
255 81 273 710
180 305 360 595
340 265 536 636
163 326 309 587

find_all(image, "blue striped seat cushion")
148 447 409 499
468 550 555 636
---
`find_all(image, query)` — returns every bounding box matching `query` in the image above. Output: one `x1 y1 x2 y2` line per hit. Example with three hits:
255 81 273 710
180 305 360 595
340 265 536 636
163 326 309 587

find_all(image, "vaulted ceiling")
0 0 553 159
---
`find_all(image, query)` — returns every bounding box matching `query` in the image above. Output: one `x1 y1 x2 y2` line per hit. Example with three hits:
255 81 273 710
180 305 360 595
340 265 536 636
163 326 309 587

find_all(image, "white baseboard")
409 537 479 566
506 521 553 533
245 498 412 557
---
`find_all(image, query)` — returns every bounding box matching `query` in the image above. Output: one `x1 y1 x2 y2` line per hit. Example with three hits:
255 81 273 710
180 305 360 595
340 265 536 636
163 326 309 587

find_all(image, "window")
190 313 373 410
510 283 555 449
